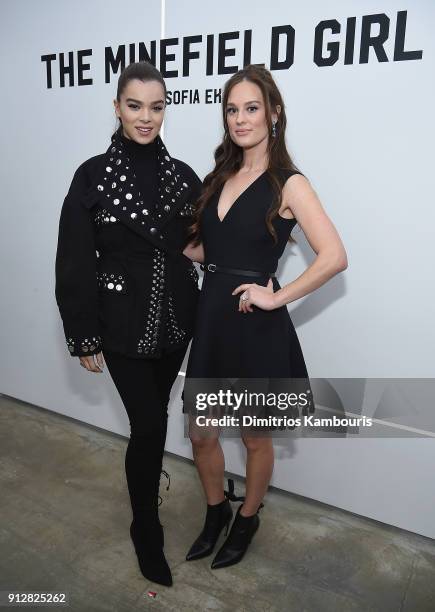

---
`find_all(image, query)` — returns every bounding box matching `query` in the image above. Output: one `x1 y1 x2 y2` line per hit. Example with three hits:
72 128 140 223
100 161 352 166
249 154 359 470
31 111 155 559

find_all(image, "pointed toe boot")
211 504 260 569
186 497 233 561
130 519 173 586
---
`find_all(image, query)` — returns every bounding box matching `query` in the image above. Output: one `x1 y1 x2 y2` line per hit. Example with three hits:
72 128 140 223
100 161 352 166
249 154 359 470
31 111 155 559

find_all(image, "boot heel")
224 517 231 536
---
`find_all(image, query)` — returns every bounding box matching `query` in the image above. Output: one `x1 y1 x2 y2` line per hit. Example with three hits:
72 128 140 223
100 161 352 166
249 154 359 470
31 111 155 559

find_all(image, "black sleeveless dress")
183 169 315 418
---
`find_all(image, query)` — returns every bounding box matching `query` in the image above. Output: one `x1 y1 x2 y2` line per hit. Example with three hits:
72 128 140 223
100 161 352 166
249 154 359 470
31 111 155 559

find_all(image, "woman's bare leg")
189 418 225 504
240 435 274 516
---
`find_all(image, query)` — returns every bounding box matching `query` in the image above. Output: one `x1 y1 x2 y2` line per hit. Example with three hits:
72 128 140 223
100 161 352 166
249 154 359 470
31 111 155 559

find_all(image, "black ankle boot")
130 519 172 586
210 504 260 569
186 497 233 561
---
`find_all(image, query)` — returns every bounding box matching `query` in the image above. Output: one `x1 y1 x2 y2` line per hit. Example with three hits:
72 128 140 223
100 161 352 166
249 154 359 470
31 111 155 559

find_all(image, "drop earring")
272 120 277 138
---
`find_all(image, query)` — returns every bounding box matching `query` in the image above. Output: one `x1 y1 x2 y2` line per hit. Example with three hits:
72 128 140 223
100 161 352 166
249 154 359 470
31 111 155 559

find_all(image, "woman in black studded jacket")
55 62 202 588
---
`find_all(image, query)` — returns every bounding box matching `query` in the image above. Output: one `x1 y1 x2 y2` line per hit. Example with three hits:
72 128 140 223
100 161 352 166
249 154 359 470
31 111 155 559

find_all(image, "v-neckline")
216 171 267 223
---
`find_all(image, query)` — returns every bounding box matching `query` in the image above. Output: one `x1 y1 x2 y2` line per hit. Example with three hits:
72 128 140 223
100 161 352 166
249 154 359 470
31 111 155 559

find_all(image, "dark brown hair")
189 64 303 245
113 61 166 134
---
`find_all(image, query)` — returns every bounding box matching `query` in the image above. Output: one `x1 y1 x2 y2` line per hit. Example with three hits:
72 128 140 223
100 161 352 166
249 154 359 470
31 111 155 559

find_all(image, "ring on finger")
240 292 249 302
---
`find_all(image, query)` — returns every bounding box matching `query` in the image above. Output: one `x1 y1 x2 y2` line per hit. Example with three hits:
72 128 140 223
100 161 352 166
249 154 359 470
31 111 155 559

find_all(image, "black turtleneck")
119 130 159 210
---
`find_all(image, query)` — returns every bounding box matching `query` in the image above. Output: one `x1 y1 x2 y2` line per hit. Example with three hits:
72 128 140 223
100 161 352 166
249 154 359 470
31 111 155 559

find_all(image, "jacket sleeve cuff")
66 335 102 357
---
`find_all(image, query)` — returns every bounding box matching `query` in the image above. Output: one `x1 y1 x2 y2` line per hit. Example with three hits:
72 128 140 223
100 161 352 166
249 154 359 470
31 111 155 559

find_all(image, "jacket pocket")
97 270 128 294
96 263 130 354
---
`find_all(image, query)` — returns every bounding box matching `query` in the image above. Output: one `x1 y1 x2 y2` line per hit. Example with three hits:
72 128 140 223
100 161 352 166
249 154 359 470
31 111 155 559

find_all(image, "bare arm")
273 174 348 308
183 241 205 263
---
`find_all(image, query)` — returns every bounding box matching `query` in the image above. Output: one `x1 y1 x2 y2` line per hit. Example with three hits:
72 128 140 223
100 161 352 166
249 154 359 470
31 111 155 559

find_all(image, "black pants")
104 345 187 525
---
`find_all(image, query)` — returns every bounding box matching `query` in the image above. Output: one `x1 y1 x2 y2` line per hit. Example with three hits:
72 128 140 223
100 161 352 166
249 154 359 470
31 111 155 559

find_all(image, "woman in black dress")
182 64 348 569
55 61 202 587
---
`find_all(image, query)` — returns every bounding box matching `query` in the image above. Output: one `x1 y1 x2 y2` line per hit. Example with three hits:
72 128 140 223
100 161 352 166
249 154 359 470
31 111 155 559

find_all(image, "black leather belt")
200 263 276 278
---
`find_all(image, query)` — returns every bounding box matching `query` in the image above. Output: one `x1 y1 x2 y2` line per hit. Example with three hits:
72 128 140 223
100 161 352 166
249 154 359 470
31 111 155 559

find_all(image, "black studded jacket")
55 129 202 359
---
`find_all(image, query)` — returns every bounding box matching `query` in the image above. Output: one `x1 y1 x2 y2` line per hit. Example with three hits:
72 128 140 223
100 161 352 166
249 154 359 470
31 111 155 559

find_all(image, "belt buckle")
207 263 216 272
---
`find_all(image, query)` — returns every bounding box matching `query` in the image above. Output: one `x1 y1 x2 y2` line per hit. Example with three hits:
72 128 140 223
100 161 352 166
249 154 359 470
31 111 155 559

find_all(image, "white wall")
1 0 434 538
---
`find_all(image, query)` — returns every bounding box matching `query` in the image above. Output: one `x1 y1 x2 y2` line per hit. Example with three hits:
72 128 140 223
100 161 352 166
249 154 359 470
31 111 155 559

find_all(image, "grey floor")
1 396 435 612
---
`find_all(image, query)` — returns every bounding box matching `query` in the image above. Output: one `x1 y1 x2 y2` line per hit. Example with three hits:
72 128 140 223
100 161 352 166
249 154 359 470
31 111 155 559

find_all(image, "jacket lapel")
81 129 193 252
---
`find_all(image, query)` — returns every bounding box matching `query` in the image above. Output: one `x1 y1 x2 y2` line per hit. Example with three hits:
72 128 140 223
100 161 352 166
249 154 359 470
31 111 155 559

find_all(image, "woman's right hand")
79 352 104 373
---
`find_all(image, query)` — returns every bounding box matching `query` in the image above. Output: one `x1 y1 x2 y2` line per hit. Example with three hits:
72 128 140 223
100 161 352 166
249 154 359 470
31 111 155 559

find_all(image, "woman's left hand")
232 278 277 313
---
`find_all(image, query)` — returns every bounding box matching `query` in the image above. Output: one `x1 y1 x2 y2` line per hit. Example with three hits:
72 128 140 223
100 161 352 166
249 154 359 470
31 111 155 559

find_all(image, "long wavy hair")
189 64 303 246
